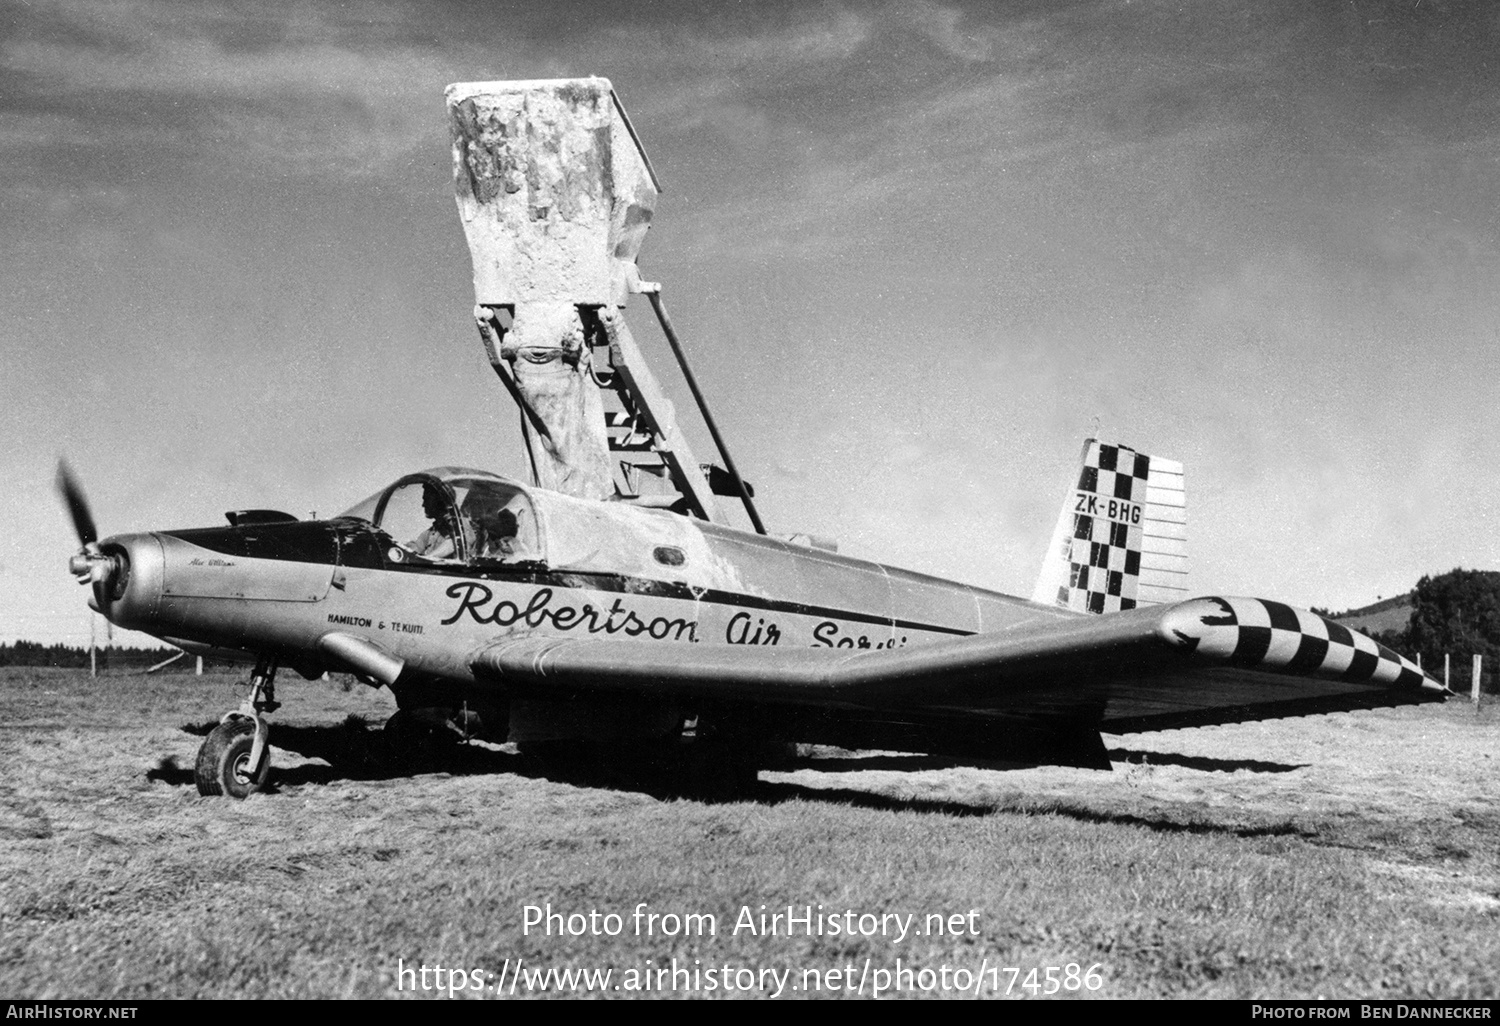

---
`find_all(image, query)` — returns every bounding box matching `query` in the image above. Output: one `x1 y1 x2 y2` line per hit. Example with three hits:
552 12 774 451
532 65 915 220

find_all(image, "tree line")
1329 568 1499 692
0 641 235 673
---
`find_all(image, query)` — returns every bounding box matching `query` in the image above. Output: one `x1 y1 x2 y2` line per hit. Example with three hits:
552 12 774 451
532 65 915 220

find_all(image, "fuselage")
94 468 1071 675
85 467 1086 756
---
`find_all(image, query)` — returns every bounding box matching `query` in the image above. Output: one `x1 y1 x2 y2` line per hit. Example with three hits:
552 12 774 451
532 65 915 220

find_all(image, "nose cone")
90 533 165 634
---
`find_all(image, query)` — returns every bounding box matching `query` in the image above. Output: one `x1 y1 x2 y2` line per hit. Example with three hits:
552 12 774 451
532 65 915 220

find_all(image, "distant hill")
1325 593 1414 637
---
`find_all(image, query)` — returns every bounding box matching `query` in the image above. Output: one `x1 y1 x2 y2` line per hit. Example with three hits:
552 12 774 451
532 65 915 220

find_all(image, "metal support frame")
645 289 766 535
593 305 721 521
475 297 761 532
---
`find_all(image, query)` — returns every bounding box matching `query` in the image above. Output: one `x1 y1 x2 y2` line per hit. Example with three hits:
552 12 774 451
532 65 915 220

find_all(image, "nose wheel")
195 719 271 798
195 656 279 798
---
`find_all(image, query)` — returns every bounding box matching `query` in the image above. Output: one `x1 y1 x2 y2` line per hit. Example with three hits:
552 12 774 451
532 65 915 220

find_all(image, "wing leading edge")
470 596 1444 732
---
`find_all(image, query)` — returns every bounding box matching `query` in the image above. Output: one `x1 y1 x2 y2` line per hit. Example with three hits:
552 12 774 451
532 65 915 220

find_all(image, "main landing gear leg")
195 656 280 798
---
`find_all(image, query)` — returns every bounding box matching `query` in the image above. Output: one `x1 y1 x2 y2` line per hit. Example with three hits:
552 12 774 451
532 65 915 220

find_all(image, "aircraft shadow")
774 753 1018 774
775 749 1304 775
161 719 527 788
752 779 998 817
1106 748 1306 773
754 779 1312 837
163 720 770 797
152 722 1309 831
145 755 194 785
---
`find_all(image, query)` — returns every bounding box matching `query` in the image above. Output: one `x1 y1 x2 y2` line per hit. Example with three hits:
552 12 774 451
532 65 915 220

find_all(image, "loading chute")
447 78 763 532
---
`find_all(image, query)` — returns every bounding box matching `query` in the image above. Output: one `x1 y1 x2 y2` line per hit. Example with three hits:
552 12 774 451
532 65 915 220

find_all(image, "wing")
470 596 1445 733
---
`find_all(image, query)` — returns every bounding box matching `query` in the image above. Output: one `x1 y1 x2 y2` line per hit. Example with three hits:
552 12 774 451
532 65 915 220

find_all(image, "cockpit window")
337 470 541 567
451 478 539 565
381 478 460 561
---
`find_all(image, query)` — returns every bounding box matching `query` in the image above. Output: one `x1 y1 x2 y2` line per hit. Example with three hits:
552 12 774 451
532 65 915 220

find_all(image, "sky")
2 0 1498 646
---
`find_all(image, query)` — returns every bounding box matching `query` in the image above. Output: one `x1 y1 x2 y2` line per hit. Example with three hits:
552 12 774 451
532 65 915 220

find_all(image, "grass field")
1 666 1496 1000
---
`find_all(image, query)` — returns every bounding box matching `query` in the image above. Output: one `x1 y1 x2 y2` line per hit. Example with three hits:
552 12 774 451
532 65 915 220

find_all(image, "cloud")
0 2 976 191
1 0 497 183
898 0 997 62
615 8 873 83
7 0 438 95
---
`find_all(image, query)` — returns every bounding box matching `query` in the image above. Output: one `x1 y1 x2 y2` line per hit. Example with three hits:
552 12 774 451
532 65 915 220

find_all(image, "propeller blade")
56 459 99 549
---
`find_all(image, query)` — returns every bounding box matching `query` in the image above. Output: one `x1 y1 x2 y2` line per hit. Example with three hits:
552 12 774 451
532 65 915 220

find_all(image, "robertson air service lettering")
726 611 781 645
442 583 699 642
813 621 908 650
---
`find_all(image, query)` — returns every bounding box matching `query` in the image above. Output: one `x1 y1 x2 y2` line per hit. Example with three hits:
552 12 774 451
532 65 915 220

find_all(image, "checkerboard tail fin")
1031 439 1187 614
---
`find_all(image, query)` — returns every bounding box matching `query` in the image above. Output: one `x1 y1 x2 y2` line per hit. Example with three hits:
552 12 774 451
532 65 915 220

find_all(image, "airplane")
55 438 1445 800
56 78 1445 800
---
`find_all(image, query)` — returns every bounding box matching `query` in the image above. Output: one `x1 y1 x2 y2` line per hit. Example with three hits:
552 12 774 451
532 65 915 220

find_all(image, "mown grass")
0 667 1495 999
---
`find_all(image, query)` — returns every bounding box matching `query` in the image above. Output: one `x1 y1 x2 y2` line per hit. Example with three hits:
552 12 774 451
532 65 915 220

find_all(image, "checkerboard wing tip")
1159 596 1443 692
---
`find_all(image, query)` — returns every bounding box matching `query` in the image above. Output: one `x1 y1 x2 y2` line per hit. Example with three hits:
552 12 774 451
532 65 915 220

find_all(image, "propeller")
57 459 115 587
57 459 99 550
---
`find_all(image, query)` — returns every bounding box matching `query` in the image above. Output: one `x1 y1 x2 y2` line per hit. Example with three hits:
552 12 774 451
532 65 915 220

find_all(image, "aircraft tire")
195 719 271 799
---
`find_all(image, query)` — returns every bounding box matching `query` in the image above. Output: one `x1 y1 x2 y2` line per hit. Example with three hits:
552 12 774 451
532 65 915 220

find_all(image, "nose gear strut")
194 655 279 798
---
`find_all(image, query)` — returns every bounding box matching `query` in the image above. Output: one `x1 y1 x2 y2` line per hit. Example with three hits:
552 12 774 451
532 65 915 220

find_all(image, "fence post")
1474 654 1483 710
196 655 203 676
1445 653 1451 690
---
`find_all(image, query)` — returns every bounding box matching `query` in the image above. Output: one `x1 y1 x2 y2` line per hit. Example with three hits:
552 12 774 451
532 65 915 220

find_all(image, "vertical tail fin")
1031 439 1188 613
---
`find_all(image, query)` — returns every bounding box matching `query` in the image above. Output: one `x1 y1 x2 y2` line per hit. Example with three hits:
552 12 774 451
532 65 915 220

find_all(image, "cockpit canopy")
338 468 540 566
